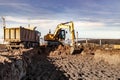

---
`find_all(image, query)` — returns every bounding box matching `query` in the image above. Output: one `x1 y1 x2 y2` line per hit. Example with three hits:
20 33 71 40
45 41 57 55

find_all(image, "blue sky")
0 0 120 40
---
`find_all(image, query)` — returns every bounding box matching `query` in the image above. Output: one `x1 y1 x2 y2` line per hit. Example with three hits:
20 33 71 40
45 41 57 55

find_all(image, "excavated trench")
0 45 120 80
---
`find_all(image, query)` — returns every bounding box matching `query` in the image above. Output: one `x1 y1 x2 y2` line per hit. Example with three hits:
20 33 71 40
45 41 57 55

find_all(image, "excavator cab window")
58 30 66 40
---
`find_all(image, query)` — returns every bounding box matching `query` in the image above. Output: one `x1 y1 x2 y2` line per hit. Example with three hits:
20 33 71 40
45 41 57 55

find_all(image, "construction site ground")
0 44 120 80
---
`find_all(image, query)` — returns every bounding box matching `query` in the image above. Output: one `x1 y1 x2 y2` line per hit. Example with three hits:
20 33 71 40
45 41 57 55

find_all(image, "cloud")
1 16 67 32
2 16 120 32
112 22 120 25
79 30 120 39
74 21 104 27
0 3 27 6
5 16 64 24
0 0 120 39
0 16 120 39
0 2 37 14
4 16 105 27
5 16 29 23
0 0 120 23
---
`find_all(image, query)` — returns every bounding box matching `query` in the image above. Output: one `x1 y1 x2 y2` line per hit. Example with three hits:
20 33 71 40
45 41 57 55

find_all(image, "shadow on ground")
0 45 69 80
21 46 69 80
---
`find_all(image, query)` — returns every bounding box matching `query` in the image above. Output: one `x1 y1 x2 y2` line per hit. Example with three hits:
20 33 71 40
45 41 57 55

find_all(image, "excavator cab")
58 30 66 40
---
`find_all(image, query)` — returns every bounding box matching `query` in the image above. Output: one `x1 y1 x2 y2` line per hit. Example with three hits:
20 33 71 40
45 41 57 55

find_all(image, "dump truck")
4 27 40 50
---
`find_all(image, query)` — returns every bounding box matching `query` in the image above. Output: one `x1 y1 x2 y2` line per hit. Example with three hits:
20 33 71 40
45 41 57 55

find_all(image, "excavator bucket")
70 46 83 54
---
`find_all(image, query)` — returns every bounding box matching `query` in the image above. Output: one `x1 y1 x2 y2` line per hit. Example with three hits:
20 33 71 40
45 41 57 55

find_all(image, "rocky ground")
0 45 120 80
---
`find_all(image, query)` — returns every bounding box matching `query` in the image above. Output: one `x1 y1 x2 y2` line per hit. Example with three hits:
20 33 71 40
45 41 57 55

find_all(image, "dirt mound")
94 49 120 65
49 45 71 56
0 52 26 80
0 44 7 52
0 49 37 80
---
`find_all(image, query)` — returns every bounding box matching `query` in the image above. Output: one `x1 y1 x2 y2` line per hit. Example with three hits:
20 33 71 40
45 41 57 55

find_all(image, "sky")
0 0 120 41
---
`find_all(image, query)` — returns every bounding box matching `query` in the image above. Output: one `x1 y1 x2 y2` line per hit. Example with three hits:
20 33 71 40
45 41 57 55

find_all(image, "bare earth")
22 46 120 80
0 45 120 80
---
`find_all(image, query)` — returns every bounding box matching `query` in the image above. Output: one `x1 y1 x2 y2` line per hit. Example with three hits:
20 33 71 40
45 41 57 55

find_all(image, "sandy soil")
0 45 120 80
21 46 120 80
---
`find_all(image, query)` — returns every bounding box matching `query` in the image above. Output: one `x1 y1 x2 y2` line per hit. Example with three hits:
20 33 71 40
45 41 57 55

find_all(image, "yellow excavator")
44 21 82 54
